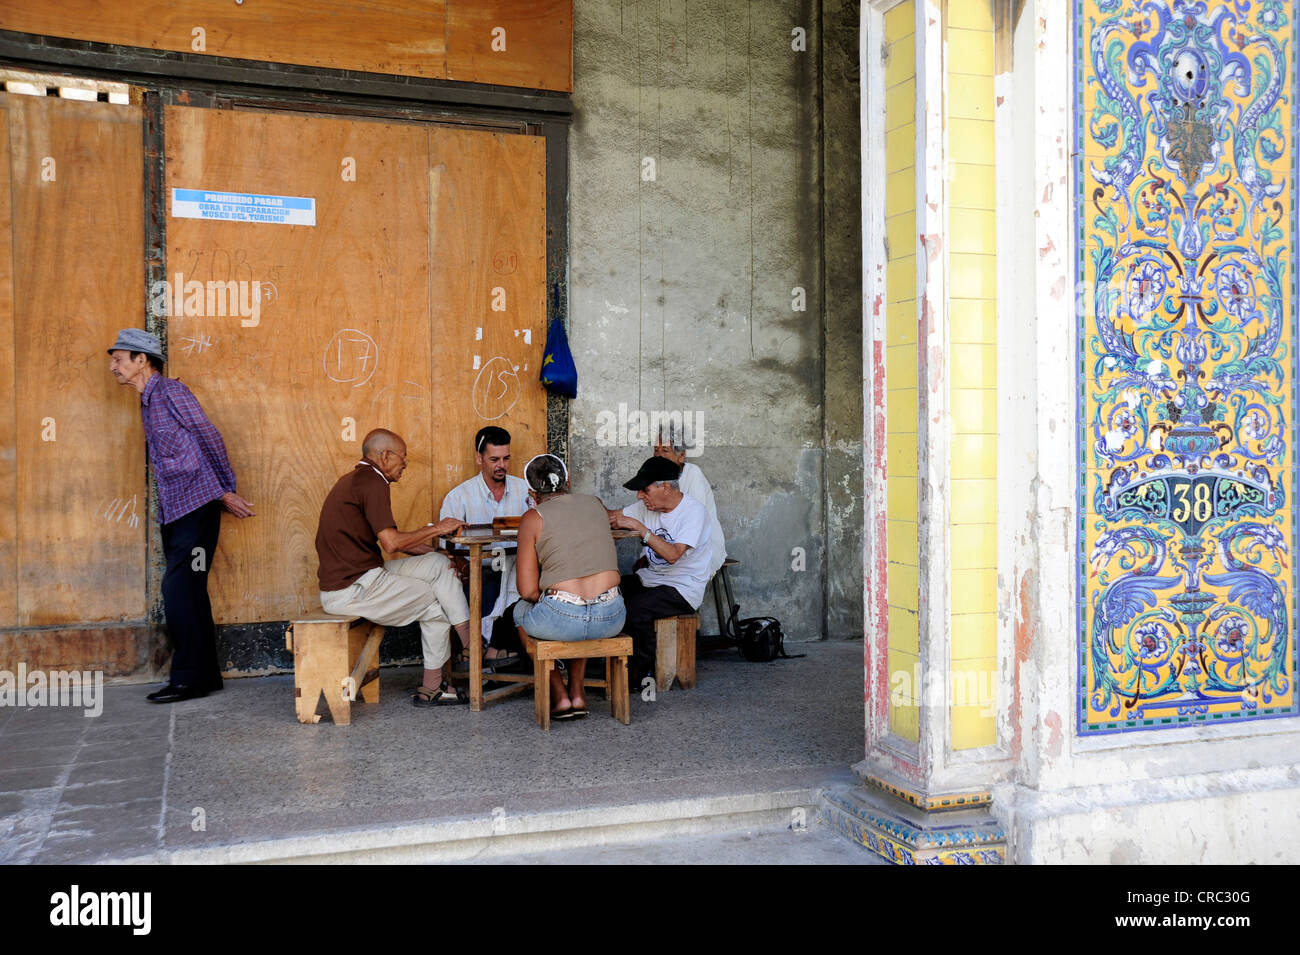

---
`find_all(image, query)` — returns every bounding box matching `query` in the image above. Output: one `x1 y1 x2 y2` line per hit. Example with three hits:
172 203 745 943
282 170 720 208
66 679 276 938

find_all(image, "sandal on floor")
551 705 578 721
570 703 588 719
412 683 467 707
484 650 523 672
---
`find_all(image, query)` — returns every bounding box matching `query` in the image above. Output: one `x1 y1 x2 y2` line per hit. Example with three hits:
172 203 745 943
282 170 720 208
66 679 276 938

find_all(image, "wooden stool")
654 614 699 691
286 613 384 725
530 635 632 730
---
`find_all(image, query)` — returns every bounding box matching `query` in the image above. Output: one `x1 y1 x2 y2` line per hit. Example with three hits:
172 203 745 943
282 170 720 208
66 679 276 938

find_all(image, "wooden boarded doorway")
0 92 147 628
164 106 546 624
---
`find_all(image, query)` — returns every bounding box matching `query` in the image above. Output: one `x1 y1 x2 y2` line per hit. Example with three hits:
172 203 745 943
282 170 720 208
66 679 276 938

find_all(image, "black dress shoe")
146 684 208 704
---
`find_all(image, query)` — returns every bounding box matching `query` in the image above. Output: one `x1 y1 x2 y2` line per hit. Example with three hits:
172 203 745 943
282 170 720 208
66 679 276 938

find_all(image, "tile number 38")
1170 481 1212 523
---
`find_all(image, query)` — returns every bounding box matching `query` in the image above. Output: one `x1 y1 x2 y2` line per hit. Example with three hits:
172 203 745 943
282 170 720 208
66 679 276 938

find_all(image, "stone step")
481 816 887 865
105 786 832 864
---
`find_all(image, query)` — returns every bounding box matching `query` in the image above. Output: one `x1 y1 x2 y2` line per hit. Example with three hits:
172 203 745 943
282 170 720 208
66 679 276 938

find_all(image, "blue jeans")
513 593 626 642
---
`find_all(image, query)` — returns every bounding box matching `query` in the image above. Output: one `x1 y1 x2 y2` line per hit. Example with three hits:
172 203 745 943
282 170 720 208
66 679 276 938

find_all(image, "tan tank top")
535 493 619 590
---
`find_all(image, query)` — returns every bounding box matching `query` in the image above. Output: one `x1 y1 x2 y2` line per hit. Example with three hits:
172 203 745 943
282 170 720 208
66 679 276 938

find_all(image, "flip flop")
570 704 588 719
550 706 578 721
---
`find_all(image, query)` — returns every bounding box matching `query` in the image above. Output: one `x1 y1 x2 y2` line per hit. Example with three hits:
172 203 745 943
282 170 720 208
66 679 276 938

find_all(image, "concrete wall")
821 0 865 639
567 0 863 640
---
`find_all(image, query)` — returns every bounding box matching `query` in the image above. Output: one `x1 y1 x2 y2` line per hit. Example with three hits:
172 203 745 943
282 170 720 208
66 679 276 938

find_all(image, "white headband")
524 453 568 492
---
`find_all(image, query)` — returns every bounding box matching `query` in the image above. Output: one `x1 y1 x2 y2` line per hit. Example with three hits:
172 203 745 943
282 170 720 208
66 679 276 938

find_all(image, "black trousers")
459 566 521 652
460 566 503 625
160 499 224 688
620 573 695 677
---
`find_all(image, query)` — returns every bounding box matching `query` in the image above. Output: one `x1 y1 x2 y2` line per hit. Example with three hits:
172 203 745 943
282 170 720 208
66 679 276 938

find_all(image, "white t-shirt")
623 494 713 609
677 462 726 575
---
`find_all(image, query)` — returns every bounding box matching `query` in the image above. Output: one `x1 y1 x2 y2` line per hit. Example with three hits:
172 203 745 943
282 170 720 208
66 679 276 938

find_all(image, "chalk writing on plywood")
99 494 140 529
324 328 378 388
180 335 213 356
472 355 520 420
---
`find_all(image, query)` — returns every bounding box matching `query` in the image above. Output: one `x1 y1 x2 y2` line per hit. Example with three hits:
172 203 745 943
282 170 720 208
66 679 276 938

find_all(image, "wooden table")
443 525 641 711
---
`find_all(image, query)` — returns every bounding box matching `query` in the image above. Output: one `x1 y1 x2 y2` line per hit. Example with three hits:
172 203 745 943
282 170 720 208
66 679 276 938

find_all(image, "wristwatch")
642 530 651 544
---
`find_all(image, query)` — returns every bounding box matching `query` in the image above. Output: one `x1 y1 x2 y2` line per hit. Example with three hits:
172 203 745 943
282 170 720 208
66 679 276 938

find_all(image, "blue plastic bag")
539 286 578 399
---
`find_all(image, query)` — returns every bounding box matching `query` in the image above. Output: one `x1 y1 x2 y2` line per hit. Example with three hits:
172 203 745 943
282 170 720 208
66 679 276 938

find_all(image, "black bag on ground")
728 607 804 662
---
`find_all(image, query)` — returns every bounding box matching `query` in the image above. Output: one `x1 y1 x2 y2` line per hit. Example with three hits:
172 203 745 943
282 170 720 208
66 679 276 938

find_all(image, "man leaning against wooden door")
107 328 255 704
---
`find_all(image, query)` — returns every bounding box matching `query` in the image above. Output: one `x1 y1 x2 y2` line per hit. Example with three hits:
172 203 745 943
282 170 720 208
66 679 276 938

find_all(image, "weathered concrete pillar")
822 0 1009 864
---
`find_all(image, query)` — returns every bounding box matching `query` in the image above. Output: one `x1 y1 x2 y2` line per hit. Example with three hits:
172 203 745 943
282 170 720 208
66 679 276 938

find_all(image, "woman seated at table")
514 453 625 720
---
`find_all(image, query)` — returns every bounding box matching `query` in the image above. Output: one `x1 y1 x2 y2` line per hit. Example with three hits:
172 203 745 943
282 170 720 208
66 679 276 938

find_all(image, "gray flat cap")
107 328 163 361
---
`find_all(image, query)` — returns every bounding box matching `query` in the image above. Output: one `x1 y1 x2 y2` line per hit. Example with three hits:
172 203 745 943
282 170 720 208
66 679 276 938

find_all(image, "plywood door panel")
6 93 147 625
165 106 432 624
428 127 547 509
0 0 449 80
0 106 15 626
445 0 573 92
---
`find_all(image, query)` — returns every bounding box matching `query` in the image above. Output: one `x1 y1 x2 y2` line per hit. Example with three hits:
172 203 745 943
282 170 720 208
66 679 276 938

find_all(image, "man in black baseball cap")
607 456 715 685
620 455 683 492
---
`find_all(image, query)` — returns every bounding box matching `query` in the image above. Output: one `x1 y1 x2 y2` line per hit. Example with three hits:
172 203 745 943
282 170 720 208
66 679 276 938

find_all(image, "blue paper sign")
170 188 316 226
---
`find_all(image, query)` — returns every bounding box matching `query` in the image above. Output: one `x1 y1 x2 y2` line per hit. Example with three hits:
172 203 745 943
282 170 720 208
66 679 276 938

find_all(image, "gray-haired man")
653 427 726 575
607 456 714 684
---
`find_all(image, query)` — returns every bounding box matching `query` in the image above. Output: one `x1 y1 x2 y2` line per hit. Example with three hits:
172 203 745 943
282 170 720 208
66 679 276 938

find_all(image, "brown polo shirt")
315 463 397 591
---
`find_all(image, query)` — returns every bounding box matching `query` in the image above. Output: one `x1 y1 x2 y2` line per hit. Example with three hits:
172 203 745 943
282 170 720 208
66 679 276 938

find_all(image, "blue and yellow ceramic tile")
863 773 992 811
1076 0 1298 733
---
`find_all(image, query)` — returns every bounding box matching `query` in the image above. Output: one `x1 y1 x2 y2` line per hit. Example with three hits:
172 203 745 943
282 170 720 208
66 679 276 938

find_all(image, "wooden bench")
529 635 632 730
654 614 698 691
285 613 385 725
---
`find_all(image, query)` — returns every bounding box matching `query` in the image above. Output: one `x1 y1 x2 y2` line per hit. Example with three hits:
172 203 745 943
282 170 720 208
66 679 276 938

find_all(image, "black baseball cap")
623 456 682 491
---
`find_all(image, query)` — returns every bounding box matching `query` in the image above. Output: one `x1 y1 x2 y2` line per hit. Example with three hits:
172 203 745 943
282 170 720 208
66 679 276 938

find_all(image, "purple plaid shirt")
140 374 237 524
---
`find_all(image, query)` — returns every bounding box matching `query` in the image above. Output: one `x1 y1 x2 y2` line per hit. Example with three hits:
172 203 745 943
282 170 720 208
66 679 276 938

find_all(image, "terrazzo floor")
1 640 865 864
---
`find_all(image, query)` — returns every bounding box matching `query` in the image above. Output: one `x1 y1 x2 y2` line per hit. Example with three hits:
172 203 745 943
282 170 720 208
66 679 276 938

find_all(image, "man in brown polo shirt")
316 428 470 706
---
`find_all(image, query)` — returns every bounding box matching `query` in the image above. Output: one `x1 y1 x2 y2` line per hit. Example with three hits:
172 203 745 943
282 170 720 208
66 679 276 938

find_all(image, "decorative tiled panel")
1076 0 1297 733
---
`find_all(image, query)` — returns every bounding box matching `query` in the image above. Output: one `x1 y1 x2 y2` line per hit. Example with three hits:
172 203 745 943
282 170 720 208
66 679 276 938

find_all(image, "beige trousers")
319 552 470 670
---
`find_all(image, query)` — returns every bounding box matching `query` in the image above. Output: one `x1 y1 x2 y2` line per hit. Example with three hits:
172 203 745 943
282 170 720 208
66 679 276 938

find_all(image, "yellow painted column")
945 1 997 749
823 0 1007 865
883 0 919 744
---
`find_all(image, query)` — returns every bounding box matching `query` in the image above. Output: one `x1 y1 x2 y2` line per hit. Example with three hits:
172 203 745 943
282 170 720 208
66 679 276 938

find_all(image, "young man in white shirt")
608 456 714 685
439 426 532 667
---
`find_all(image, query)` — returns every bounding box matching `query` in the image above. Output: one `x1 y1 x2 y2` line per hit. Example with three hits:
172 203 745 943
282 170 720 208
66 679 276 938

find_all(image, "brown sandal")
412 683 467 707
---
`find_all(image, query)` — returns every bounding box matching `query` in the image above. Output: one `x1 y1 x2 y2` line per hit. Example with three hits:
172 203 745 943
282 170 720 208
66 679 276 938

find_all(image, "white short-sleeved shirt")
677 462 726 575
623 494 713 609
440 473 532 526
439 473 531 643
